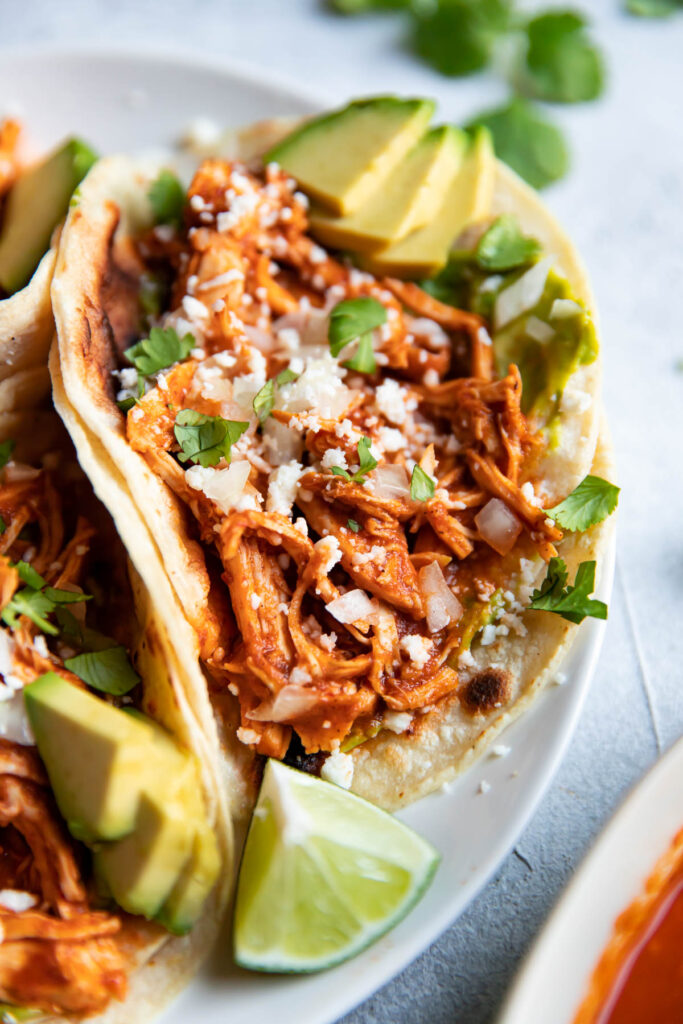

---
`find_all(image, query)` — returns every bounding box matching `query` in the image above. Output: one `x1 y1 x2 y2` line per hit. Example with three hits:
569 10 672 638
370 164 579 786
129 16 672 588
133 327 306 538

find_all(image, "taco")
0 390 229 1019
0 119 97 418
50 97 617 818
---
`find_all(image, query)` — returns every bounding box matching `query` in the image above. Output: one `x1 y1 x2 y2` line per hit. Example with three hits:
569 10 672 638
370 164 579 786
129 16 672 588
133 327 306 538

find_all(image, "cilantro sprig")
545 475 620 532
410 465 435 502
2 564 91 636
475 215 541 272
520 11 604 104
148 169 186 229
412 0 512 78
124 326 195 398
174 410 249 468
331 437 378 484
252 369 300 424
64 646 140 696
328 297 386 375
625 0 681 14
529 557 607 623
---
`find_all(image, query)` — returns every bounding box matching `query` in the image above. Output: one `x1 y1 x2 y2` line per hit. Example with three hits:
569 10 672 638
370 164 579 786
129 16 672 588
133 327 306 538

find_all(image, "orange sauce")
574 828 683 1024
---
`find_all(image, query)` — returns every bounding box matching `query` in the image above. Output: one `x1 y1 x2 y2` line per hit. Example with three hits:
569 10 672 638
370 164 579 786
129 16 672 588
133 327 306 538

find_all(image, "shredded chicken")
125 157 567 756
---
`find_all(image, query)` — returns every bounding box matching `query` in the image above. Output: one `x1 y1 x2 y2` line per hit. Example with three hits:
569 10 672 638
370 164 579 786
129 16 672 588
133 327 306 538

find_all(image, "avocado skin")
0 137 97 295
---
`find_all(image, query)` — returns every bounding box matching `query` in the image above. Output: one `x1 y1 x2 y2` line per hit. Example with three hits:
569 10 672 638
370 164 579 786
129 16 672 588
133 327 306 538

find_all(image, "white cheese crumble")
321 447 347 471
491 744 511 758
375 378 416 426
236 727 261 746
478 780 491 795
0 890 37 912
383 711 413 734
250 594 261 611
320 751 354 790
266 460 304 518
400 634 433 668
314 536 342 575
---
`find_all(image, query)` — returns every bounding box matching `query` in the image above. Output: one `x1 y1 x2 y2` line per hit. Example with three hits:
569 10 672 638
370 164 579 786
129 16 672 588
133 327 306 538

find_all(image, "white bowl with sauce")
497 734 683 1024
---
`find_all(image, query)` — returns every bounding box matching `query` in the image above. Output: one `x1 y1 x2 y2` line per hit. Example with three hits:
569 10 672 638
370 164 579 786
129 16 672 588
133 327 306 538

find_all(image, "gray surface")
2 1 682 1021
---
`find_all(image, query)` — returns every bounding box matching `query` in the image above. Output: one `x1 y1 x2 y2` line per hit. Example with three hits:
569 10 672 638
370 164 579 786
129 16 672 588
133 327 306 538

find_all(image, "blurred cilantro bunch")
327 0 607 188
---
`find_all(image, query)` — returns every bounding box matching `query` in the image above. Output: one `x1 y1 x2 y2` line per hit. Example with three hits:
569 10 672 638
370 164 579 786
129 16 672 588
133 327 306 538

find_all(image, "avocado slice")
25 673 160 843
309 126 464 253
156 822 220 935
95 787 197 919
266 97 434 216
363 127 495 278
0 137 97 295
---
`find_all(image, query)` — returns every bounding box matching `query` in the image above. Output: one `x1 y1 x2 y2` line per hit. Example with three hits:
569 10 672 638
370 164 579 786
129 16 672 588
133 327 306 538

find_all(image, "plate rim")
0 44 616 1024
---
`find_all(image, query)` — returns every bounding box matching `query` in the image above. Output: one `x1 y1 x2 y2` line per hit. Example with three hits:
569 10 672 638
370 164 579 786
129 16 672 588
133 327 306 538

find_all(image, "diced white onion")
242 324 276 352
475 498 523 556
418 561 463 633
3 463 41 483
325 589 377 624
494 256 553 330
370 464 411 501
525 316 555 343
272 306 329 349
550 297 582 320
0 889 38 912
247 685 318 722
185 461 251 514
0 693 34 745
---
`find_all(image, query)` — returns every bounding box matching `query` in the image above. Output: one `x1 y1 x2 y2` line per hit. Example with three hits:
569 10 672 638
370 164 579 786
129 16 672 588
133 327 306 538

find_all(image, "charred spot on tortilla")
460 669 511 716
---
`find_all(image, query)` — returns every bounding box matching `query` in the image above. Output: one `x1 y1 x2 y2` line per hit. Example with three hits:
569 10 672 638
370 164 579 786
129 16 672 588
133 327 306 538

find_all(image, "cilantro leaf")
148 170 186 228
0 516 5 535
331 437 378 484
521 11 605 104
410 464 435 502
54 607 116 652
252 369 300 424
13 561 46 590
174 410 249 467
2 589 59 635
476 215 541 271
466 98 569 190
412 0 512 77
529 557 607 623
117 396 137 413
124 326 195 389
347 518 360 532
0 440 15 469
65 646 140 696
328 297 386 358
625 0 680 14
344 331 376 374
545 474 619 532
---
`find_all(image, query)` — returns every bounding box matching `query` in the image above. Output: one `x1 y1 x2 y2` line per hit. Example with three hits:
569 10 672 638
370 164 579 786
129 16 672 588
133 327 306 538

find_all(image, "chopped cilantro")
124 326 195 394
466 98 569 190
252 368 300 424
0 515 5 535
0 440 15 469
529 557 607 623
329 0 410 11
117 396 137 413
476 215 541 271
1 565 92 637
331 436 378 484
410 464 436 502
328 297 386 369
520 11 604 104
347 518 361 533
174 410 248 468
412 0 511 77
148 169 186 228
65 646 140 696
545 475 619 532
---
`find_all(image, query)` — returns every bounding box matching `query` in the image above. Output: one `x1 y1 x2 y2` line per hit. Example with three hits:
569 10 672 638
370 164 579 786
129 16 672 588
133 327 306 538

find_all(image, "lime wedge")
233 759 440 972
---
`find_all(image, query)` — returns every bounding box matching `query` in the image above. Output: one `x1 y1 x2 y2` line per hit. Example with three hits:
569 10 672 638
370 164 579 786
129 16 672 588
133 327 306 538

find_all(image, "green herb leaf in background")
545 474 620 531
520 11 604 103
329 0 410 10
466 98 569 189
625 0 681 15
476 214 542 271
148 169 186 228
410 464 436 502
412 0 512 77
0 440 15 469
65 646 140 695
529 556 607 622
174 410 249 467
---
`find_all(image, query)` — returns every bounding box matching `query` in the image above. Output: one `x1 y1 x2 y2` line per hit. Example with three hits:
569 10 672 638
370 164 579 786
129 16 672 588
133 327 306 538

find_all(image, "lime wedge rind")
233 760 440 973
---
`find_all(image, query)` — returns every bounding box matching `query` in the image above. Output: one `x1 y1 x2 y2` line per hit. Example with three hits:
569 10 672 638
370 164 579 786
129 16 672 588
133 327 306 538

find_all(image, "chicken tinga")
52 97 617 813
0 417 224 1019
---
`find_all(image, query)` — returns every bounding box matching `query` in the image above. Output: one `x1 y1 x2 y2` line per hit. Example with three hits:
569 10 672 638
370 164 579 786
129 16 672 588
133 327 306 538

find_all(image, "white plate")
0 46 615 1024
498 733 683 1024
